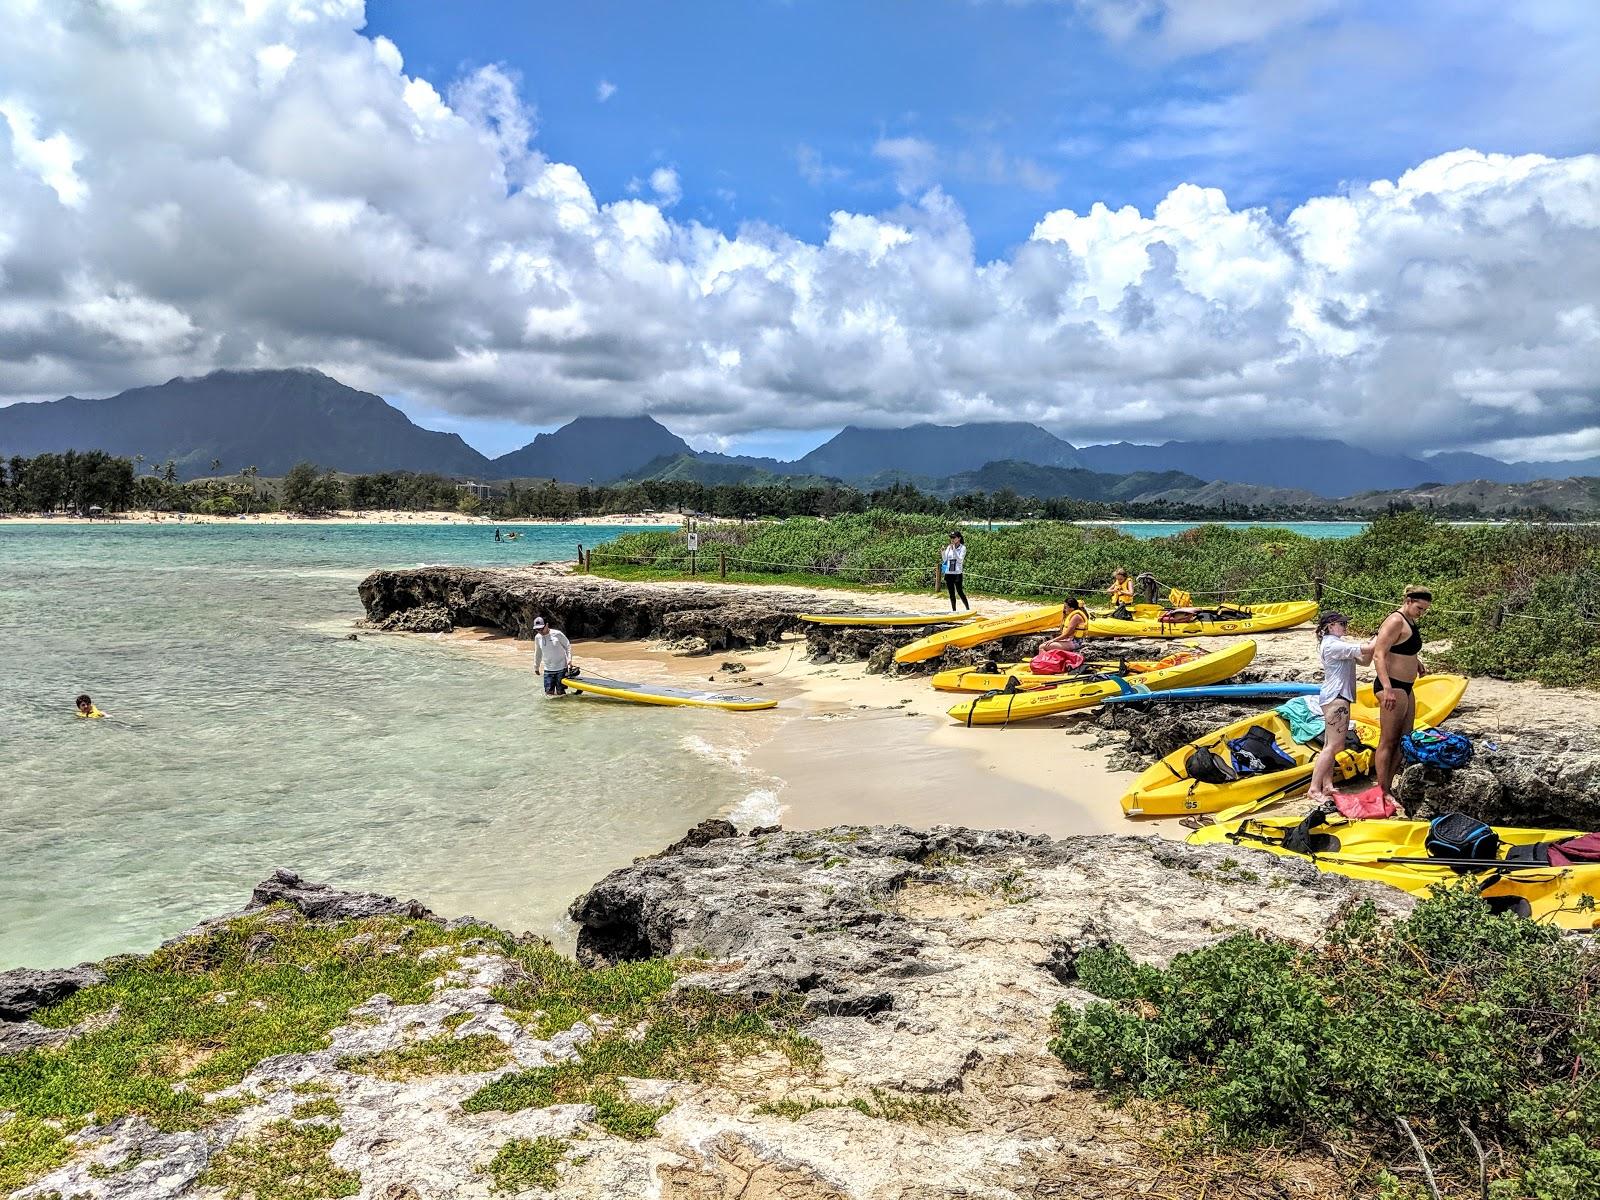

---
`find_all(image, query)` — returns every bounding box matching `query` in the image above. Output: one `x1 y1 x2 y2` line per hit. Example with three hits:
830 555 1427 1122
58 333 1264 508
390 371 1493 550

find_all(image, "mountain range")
1 367 1595 497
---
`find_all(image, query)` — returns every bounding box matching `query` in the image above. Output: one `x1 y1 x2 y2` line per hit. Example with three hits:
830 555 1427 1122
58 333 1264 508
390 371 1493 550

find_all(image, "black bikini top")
1390 612 1423 656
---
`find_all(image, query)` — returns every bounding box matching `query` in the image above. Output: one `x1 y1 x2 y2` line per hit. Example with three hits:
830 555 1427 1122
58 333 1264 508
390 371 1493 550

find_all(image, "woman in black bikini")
1373 585 1432 802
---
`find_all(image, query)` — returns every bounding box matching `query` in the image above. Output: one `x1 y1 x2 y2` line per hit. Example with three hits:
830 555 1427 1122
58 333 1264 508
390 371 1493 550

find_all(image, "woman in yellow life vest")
1039 596 1089 655
75 693 105 719
1108 568 1134 614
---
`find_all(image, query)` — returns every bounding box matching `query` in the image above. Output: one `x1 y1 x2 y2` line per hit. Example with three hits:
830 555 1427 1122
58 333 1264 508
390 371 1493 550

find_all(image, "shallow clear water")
1 523 761 970
1103 521 1367 539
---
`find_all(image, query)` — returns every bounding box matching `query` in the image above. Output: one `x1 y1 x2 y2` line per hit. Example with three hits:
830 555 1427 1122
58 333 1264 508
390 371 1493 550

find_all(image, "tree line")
0 452 1580 522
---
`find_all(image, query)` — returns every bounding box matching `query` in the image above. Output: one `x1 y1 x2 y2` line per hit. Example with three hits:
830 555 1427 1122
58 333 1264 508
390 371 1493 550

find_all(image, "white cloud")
0 0 1597 458
648 166 681 207
596 79 616 102
1076 0 1338 56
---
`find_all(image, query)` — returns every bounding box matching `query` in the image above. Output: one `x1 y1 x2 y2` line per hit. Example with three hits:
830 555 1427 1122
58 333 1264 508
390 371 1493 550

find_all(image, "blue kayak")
1100 682 1320 705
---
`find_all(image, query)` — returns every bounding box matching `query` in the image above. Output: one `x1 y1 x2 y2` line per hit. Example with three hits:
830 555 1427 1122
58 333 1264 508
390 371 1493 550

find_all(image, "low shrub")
1049 888 1600 1197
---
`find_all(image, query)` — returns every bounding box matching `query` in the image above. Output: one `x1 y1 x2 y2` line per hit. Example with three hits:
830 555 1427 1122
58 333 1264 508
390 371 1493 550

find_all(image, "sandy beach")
0 509 685 527
436 583 1166 840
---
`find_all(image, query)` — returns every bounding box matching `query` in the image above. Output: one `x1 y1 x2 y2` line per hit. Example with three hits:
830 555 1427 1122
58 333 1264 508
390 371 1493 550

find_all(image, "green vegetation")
757 1087 966 1126
485 1136 567 1192
1049 888 1600 1198
593 510 1600 686
197 1119 360 1200
464 988 814 1140
0 904 816 1192
339 1032 511 1080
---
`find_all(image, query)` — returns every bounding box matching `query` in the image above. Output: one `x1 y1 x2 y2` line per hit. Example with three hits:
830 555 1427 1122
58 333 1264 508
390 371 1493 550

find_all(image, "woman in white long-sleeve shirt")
531 616 574 696
1309 611 1374 802
939 532 970 612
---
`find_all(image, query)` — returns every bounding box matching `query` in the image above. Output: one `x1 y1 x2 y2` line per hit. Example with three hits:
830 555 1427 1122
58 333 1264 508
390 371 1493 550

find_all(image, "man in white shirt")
532 616 574 696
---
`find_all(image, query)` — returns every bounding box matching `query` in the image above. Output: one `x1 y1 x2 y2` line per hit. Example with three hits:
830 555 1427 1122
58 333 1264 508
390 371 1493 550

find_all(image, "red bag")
1029 648 1084 675
1548 833 1600 866
1334 786 1396 820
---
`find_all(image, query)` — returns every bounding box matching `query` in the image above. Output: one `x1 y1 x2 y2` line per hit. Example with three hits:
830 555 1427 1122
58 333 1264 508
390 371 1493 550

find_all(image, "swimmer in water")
75 693 105 719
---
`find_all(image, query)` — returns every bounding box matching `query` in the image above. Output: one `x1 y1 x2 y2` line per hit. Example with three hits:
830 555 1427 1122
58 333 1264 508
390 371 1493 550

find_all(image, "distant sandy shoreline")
0 510 684 528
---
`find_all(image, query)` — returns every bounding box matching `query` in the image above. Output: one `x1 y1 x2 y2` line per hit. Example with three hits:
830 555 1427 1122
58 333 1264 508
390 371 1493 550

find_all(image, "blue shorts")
543 670 568 695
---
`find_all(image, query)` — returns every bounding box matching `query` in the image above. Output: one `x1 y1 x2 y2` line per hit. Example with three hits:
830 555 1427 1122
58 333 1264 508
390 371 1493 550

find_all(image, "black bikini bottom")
1374 677 1414 695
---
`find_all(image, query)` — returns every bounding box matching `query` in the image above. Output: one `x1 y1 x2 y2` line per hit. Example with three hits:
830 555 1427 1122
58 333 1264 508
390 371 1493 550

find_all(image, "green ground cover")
0 907 811 1194
591 511 1600 686
1050 888 1600 1199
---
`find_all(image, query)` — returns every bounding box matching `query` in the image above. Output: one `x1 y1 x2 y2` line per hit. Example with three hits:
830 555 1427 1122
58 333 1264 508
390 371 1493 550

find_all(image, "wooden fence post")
719 553 727 579
1313 575 1324 602
1491 604 1504 631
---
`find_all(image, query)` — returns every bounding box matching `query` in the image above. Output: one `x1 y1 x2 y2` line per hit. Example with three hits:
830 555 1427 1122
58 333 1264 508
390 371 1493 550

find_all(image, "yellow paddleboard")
893 604 1062 664
1083 600 1317 639
949 640 1256 725
562 675 777 711
1120 674 1467 818
799 611 982 627
1189 815 1600 931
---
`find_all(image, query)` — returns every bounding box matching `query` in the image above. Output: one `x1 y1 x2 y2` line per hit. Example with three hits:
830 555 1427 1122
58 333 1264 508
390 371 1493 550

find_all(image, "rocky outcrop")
1394 723 1600 828
358 567 817 651
0 964 105 1021
12 833 1404 1199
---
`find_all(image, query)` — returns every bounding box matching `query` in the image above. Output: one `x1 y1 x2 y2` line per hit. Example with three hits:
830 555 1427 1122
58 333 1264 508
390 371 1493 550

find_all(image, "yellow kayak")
1120 674 1467 817
562 675 777 711
1083 600 1318 639
799 611 982 627
930 650 1202 693
1189 814 1600 931
893 604 1062 664
949 640 1256 726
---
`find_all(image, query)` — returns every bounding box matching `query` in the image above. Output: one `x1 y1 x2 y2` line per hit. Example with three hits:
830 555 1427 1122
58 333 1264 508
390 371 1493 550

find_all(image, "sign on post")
686 532 700 552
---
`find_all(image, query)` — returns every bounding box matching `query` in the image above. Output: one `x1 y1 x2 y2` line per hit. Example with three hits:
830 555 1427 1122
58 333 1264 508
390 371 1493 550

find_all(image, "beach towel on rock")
1276 696 1326 744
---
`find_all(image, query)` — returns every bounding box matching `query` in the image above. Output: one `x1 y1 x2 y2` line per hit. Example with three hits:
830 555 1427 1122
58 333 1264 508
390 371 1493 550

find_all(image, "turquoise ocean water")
0 522 766 970
1 517 1365 969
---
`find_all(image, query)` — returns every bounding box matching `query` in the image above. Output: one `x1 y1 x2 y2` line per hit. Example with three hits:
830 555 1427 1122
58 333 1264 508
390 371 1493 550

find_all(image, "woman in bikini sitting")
1039 596 1089 656
1372 585 1432 803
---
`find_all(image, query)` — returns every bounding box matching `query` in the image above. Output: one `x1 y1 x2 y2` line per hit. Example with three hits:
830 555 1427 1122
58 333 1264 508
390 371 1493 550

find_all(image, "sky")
1 0 1597 461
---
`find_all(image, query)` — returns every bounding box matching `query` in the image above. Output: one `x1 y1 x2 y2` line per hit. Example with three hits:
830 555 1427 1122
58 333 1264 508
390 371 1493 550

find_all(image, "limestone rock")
0 964 105 1021
358 568 812 649
372 602 453 633
247 867 436 922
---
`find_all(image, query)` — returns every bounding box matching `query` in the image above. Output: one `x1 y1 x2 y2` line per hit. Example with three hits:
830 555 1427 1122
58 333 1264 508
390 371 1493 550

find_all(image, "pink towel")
1334 787 1396 819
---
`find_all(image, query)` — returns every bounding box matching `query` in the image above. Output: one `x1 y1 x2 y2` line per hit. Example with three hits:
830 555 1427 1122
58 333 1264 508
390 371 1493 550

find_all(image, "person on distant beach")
940 532 970 612
1308 612 1374 803
1373 586 1433 802
531 616 574 697
1039 596 1089 656
74 693 105 719
494 528 502 542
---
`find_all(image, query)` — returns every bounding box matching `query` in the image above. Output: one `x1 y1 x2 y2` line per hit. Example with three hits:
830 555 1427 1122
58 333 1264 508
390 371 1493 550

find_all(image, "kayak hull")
1189 815 1600 931
1119 674 1468 817
1084 600 1318 639
563 675 777 711
893 604 1062 664
930 653 1190 694
948 640 1257 725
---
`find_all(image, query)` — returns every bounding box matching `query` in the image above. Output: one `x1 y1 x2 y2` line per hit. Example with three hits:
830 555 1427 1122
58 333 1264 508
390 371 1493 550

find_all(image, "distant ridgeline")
1 366 1596 508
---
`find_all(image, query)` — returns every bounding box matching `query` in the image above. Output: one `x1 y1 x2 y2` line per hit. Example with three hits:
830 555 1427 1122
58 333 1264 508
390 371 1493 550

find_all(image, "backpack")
1029 648 1083 676
1424 812 1500 870
1186 745 1239 785
1402 729 1474 770
1227 726 1297 777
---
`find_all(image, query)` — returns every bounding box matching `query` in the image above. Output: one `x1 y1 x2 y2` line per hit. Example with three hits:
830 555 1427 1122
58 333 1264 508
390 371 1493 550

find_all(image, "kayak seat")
1482 895 1535 919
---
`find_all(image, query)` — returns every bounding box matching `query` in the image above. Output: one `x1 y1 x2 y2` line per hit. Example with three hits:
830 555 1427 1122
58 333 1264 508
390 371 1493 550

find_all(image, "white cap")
532 617 547 629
